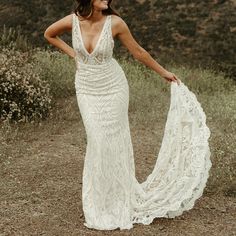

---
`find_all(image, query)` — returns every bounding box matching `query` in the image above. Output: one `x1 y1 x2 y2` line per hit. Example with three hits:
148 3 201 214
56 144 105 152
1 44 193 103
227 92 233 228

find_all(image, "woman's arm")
44 14 76 59
112 15 180 84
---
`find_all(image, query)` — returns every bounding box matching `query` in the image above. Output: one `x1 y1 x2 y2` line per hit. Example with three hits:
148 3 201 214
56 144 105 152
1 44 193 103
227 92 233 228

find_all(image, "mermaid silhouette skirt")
74 58 212 230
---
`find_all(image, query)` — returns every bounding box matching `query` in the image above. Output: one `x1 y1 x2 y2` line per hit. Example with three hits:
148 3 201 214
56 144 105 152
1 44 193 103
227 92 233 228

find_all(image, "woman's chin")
102 6 108 10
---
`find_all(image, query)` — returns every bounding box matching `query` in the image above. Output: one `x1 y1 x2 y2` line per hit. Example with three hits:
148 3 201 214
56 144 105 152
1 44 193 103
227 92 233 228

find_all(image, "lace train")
131 81 212 225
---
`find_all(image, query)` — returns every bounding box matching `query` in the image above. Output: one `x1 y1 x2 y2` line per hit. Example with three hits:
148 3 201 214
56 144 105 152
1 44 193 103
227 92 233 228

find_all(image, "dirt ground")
0 97 235 236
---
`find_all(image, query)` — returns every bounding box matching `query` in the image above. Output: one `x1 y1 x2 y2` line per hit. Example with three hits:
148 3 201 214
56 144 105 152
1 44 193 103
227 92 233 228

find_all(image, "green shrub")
0 48 52 123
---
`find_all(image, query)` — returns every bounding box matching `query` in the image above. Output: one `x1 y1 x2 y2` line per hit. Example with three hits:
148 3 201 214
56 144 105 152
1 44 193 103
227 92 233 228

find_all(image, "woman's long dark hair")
74 0 120 20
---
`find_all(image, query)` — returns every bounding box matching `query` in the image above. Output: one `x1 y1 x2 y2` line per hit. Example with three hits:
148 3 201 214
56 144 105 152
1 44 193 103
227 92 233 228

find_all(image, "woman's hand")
71 50 77 60
160 71 181 85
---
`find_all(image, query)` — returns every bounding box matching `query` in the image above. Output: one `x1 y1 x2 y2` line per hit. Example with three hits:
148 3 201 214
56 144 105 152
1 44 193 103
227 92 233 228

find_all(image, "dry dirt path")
1 98 235 236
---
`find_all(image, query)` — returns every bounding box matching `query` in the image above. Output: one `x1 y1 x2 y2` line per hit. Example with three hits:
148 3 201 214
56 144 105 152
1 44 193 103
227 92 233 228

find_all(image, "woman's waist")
75 58 116 70
74 57 127 90
75 58 123 78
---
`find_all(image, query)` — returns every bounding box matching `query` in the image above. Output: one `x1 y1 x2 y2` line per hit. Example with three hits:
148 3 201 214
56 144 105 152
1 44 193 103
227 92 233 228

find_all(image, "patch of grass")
33 49 77 100
0 25 32 51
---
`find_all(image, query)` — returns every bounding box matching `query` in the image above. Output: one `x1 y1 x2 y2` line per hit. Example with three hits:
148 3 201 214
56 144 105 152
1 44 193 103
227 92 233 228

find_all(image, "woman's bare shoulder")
110 14 130 35
111 14 129 32
110 14 126 26
45 13 74 33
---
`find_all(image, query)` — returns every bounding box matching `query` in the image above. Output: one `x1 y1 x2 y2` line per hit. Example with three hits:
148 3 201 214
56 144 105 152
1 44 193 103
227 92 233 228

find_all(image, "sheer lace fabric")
72 13 212 230
72 13 114 65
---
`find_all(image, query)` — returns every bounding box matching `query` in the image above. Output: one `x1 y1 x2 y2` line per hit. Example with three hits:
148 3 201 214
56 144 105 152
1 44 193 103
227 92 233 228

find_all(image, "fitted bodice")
72 13 114 65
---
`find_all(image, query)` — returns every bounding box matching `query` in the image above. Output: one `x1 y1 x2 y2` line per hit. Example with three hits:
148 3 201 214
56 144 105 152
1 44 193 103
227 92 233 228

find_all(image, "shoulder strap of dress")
109 15 112 28
72 13 75 32
107 15 112 38
72 13 75 25
72 13 81 42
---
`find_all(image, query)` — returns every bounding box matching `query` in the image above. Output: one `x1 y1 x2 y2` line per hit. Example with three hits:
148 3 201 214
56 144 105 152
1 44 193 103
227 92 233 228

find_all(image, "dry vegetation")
0 0 235 78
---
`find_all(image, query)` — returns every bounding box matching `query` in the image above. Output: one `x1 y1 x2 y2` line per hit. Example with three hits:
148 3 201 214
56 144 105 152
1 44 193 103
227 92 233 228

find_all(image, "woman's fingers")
172 73 178 81
172 73 181 85
162 72 181 85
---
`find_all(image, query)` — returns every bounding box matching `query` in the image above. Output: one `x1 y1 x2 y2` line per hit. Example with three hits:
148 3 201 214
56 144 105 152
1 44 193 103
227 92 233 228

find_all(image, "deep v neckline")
75 14 109 56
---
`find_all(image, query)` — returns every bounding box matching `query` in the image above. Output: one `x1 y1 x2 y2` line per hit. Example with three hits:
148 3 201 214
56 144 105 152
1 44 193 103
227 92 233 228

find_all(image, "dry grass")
0 57 236 235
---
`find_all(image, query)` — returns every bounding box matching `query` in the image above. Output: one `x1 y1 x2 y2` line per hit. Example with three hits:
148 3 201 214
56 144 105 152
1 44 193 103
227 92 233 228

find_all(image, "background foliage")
0 0 235 78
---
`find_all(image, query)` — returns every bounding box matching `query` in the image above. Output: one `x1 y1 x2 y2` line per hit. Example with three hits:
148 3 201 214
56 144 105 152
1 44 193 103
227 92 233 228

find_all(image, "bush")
0 48 52 123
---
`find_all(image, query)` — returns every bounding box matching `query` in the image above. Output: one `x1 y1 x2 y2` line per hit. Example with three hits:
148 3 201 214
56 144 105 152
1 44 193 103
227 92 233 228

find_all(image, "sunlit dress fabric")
72 13 212 230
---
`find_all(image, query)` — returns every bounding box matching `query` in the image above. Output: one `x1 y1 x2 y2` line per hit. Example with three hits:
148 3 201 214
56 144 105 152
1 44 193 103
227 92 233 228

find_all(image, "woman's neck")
89 9 104 22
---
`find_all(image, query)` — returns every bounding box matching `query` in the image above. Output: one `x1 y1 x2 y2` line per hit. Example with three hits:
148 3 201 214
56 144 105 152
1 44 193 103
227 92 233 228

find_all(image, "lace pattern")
72 13 212 230
131 82 212 224
72 13 114 65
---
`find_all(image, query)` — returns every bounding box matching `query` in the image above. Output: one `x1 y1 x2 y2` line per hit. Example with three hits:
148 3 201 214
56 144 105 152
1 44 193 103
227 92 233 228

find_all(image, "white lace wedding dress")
72 13 212 230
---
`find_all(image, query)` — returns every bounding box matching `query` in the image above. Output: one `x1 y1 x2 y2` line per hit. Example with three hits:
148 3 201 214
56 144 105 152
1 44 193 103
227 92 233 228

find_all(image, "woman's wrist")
70 50 76 59
158 70 169 78
154 64 169 78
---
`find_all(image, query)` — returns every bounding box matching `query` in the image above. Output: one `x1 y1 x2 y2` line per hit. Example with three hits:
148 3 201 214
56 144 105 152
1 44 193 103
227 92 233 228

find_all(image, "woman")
44 0 212 231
